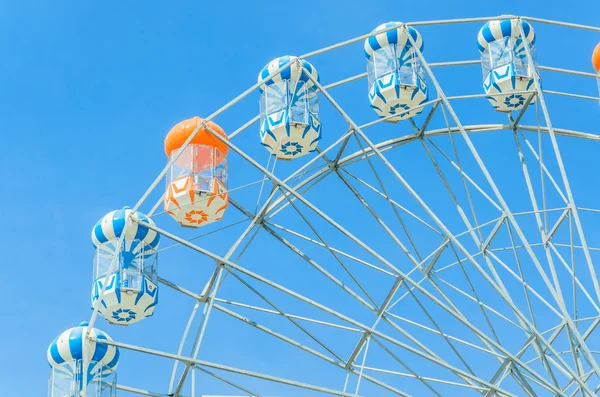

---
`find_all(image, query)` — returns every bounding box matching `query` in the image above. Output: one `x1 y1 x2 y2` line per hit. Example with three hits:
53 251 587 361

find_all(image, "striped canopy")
257 56 319 92
47 322 120 380
477 19 535 53
91 207 160 255
364 22 424 60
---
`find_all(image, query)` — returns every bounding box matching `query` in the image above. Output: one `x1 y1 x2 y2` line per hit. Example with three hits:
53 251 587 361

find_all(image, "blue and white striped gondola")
258 55 322 160
364 22 428 122
47 322 119 395
477 19 539 112
91 207 160 325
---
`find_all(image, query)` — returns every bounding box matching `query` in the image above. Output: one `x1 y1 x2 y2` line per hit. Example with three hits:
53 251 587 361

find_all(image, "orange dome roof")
164 117 228 157
593 43 600 72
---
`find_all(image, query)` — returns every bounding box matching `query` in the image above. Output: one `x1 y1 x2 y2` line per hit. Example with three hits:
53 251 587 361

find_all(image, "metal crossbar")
82 15 600 397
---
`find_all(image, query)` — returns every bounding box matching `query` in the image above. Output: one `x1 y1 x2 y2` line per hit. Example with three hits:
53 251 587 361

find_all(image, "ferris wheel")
46 15 600 397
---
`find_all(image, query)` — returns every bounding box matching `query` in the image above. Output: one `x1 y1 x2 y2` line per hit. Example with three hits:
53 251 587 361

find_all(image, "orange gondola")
164 117 229 228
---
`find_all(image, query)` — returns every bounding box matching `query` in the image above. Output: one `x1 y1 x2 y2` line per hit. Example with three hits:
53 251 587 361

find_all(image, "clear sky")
1 0 600 396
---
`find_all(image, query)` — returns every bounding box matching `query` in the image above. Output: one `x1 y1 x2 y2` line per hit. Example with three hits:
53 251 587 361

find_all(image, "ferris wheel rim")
61 14 600 397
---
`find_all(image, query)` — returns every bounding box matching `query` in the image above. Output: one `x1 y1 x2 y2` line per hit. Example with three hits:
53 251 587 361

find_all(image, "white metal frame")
79 15 600 397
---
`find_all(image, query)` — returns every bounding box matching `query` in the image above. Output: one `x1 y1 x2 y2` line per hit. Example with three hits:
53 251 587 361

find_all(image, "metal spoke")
69 16 600 397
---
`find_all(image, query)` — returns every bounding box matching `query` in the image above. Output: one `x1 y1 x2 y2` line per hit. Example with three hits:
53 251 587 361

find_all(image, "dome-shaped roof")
47 322 120 378
593 43 600 72
363 22 424 60
164 117 228 157
91 207 159 253
257 56 319 92
477 19 535 53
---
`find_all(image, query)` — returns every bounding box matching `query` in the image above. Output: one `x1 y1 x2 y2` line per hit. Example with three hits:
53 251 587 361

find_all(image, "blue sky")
2 0 600 396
